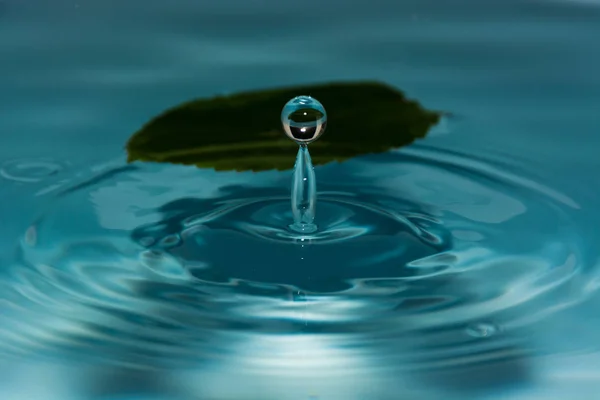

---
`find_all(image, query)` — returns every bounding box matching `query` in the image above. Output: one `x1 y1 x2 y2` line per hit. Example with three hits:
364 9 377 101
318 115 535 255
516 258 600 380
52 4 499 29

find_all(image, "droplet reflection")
281 96 327 144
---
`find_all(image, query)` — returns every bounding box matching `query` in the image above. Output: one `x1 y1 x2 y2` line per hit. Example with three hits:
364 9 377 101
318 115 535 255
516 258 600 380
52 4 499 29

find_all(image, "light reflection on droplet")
281 96 327 144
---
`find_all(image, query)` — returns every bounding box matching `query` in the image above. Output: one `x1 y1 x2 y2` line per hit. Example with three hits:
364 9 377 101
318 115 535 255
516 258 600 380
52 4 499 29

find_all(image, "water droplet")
281 96 327 144
0 158 65 183
466 322 499 338
281 96 326 234
289 145 317 233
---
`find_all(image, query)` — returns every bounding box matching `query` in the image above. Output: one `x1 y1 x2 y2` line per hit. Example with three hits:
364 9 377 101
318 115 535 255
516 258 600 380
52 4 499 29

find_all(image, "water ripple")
0 144 594 398
0 158 66 183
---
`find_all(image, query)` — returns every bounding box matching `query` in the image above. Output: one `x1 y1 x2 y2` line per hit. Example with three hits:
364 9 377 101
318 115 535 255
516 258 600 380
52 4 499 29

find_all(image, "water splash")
0 144 594 399
281 95 327 234
290 145 317 233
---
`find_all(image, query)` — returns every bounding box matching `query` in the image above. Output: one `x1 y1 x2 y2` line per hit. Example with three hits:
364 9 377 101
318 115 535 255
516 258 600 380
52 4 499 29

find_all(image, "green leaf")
126 81 443 172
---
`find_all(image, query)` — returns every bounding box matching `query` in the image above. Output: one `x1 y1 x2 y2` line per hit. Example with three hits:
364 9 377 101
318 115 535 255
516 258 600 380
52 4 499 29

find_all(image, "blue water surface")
1 1 600 399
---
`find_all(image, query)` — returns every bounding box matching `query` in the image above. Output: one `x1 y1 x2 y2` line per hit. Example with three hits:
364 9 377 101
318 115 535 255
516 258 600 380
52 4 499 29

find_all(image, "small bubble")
0 158 65 183
281 96 327 144
466 322 499 338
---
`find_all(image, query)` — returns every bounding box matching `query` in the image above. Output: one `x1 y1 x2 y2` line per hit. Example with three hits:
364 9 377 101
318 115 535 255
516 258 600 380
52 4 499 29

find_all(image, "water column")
281 96 327 234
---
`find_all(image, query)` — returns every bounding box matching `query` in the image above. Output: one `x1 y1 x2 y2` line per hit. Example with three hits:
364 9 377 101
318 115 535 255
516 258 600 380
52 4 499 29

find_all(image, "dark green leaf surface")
126 81 442 171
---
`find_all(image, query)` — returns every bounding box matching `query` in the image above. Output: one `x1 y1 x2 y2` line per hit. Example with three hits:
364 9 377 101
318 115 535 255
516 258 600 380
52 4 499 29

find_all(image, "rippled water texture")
2 1 600 399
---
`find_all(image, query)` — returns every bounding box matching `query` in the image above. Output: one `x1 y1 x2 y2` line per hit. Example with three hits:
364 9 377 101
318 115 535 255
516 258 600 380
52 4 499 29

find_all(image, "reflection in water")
0 144 592 399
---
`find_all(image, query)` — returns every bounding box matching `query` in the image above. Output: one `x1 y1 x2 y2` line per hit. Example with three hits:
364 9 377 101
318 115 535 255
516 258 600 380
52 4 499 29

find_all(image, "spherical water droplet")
281 96 327 144
466 322 499 338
